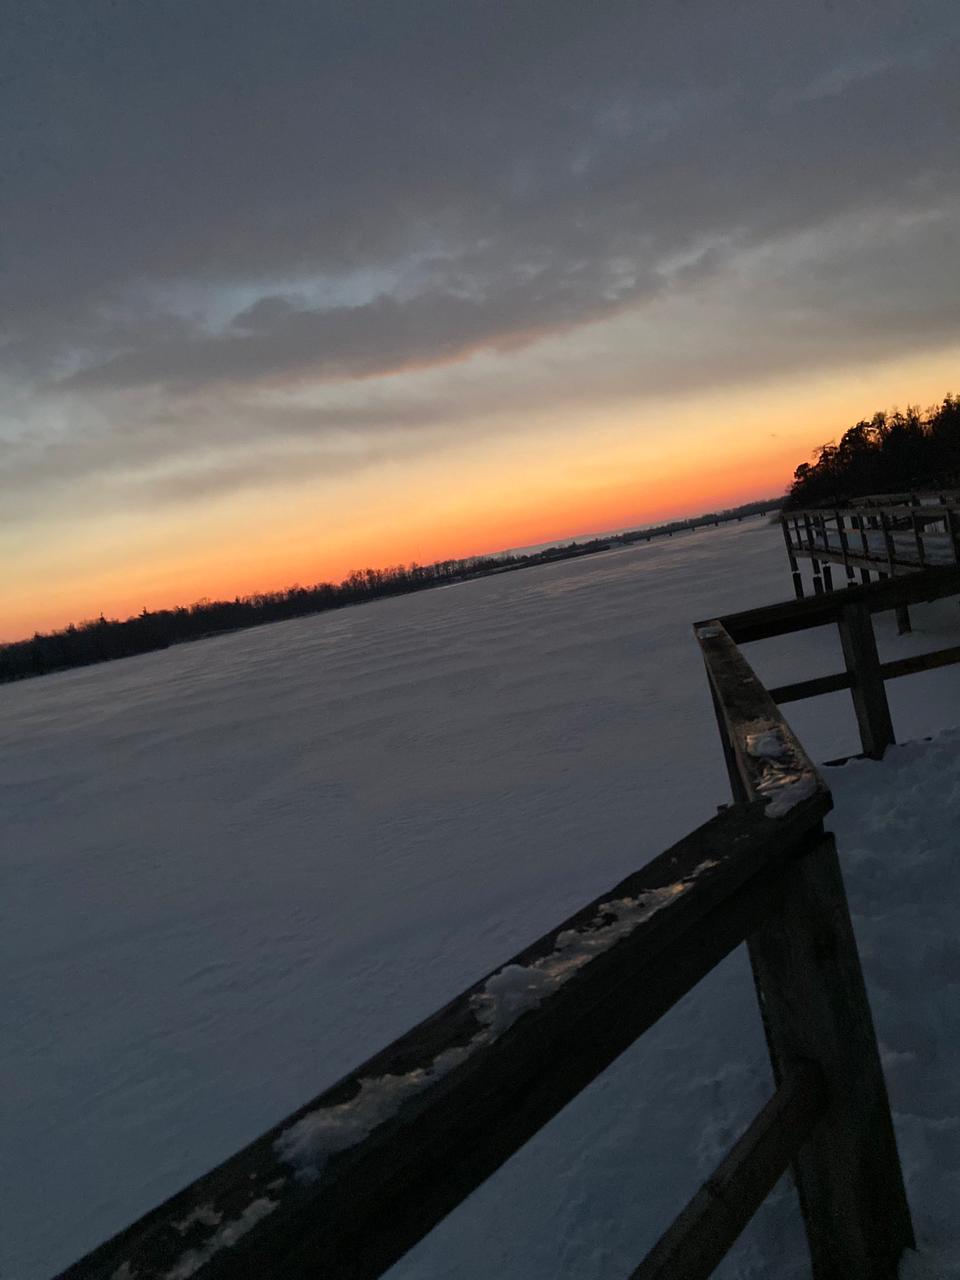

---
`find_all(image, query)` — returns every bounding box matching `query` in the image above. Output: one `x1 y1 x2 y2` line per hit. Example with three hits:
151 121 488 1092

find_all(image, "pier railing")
59 595 923 1280
714 565 960 759
781 498 960 601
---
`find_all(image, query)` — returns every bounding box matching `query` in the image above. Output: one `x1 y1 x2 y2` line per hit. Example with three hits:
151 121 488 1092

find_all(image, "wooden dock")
781 492 960 607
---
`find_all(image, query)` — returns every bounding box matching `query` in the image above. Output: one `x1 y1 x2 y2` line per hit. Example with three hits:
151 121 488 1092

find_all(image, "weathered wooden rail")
58 591 924 1280
781 494 960 616
712 565 960 759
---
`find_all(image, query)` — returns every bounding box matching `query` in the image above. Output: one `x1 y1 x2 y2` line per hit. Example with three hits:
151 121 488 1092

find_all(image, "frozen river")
4 517 959 1278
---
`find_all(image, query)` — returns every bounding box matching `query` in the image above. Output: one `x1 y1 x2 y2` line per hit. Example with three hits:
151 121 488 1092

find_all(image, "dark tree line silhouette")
786 394 960 509
0 497 780 686
0 541 609 683
616 497 775 542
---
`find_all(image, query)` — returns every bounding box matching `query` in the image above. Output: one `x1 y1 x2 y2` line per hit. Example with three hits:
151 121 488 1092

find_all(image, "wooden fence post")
911 511 926 567
837 602 895 757
747 828 914 1278
835 511 855 584
895 510 914 630
856 514 870 558
781 518 804 599
947 508 960 565
817 516 834 590
803 515 824 594
880 512 896 577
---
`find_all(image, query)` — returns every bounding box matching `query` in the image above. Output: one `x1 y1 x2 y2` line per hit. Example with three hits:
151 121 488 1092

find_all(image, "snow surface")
3 517 960 1278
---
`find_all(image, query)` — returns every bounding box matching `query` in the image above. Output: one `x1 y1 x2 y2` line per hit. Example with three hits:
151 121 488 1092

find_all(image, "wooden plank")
793 542 921 575
835 510 855 585
806 513 824 594
695 623 826 808
857 512 871 558
789 501 960 520
768 671 852 704
880 512 897 576
703 565 960 643
781 516 804 599
837 601 895 758
880 644 960 681
709 679 749 804
57 800 828 1280
747 831 914 1277
947 507 960 565
816 515 834 590
630 1062 828 1280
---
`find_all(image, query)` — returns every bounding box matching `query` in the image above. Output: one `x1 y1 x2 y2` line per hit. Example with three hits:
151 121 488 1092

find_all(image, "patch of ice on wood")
746 729 789 760
111 1265 138 1280
756 770 818 818
696 625 722 639
173 1204 223 1235
745 726 819 816
275 1062 459 1176
470 884 699 1036
276 860 717 1178
163 1198 277 1280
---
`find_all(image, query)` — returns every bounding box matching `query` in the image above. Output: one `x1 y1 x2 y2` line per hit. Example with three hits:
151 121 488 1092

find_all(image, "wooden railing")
848 489 960 507
712 565 960 759
58 593 924 1280
781 499 960 604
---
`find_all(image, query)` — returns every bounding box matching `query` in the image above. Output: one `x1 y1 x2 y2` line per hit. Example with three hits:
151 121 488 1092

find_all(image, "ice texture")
745 729 790 760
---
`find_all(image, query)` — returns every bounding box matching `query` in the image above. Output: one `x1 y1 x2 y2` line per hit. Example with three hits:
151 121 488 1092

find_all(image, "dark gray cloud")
6 203 958 519
58 257 662 390
2 0 959 507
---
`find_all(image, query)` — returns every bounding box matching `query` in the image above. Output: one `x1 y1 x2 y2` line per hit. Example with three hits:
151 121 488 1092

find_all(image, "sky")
3 1 959 640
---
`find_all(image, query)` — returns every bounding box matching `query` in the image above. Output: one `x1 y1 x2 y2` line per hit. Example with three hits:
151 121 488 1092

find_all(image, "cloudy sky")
3 1 959 637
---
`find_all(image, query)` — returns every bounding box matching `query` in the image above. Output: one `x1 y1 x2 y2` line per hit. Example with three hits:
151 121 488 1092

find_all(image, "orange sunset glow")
5 343 958 641
4 1 958 650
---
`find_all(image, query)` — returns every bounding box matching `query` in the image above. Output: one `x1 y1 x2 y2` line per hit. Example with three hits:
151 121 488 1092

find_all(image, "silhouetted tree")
785 394 960 509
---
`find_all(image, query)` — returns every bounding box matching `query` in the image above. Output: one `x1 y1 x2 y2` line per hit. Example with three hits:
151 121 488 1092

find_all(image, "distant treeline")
617 497 776 542
0 540 609 683
786 394 960 509
1 495 782 685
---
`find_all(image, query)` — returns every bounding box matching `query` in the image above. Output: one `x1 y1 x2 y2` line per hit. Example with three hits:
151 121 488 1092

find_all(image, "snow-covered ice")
2 517 959 1278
